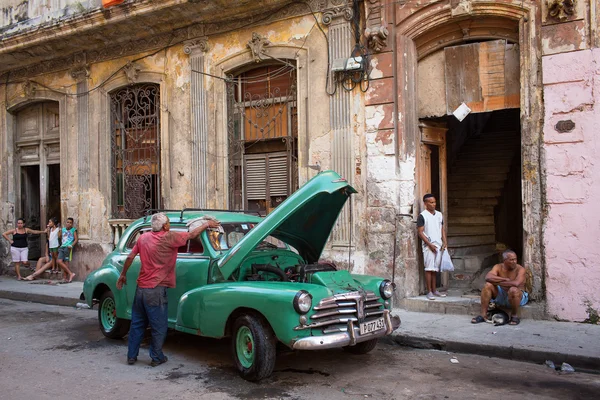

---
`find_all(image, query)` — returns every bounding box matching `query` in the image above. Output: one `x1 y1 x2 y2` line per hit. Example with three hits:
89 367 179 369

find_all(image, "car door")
167 229 211 324
122 228 147 311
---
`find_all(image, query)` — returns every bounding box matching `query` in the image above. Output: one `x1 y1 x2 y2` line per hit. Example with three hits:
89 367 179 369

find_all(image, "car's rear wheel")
231 314 276 381
98 290 130 339
343 338 378 354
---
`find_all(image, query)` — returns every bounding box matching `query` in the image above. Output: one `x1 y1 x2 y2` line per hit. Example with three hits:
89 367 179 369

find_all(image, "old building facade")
0 0 598 321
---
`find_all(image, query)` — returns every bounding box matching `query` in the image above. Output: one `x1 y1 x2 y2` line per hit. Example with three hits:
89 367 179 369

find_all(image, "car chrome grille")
295 291 384 332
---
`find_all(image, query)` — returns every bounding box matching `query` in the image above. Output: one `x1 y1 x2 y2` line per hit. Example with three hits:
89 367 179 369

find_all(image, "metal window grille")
110 84 161 219
226 63 298 214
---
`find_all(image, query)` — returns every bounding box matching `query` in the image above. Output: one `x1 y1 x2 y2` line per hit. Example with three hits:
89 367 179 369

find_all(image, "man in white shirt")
417 194 448 300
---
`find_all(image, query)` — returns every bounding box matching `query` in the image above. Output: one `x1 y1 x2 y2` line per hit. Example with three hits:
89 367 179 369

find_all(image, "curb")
0 290 79 307
383 334 600 372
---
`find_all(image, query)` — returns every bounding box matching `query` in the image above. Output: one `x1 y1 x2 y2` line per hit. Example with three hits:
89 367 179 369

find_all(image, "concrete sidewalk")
1 275 598 372
388 310 600 372
0 276 83 307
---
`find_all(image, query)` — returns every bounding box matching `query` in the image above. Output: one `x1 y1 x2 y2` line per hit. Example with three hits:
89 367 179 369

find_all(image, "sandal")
471 315 486 324
509 316 520 325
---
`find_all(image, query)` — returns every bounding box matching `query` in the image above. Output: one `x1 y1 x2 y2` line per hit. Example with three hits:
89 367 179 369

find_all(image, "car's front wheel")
231 314 276 381
98 290 130 339
343 338 378 354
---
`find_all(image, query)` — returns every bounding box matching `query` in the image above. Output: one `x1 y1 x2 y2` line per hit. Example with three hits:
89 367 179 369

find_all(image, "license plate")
359 317 385 335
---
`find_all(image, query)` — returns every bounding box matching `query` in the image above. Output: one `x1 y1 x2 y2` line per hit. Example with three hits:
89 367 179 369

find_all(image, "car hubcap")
236 326 255 368
101 297 116 331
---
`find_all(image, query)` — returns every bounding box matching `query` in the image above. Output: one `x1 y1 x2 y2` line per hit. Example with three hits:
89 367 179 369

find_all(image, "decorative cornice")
183 37 209 55
3 0 334 80
547 0 576 22
247 33 271 63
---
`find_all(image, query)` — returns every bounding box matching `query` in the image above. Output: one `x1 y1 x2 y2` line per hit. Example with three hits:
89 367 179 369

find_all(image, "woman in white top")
47 217 60 273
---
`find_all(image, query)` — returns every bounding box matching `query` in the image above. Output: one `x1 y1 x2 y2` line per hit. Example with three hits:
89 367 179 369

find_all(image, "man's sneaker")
433 290 447 297
426 292 436 300
150 356 168 367
127 357 137 365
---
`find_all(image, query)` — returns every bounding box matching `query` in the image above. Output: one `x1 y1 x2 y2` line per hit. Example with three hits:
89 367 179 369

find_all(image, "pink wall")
542 48 600 321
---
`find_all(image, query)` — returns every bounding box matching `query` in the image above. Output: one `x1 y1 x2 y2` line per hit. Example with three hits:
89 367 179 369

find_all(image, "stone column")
184 38 210 208
323 5 355 245
72 63 91 238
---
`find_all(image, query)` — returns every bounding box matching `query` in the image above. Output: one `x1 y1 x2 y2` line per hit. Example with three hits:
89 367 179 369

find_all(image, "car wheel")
231 314 276 382
343 338 378 354
98 290 130 339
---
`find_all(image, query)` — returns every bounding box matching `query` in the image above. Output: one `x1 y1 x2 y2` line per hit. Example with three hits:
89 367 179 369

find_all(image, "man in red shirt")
116 213 220 366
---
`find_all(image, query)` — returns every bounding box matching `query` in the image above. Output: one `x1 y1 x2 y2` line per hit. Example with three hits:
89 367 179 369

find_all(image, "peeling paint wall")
0 0 100 31
542 48 600 321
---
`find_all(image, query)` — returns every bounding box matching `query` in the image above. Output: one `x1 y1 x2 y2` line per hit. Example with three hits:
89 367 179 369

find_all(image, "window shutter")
245 155 267 200
268 153 288 197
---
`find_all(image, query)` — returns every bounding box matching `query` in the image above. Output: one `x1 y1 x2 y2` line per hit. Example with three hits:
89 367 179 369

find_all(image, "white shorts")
11 246 28 262
423 244 442 272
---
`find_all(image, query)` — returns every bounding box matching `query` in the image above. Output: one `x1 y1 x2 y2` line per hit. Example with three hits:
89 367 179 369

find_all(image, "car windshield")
207 222 287 251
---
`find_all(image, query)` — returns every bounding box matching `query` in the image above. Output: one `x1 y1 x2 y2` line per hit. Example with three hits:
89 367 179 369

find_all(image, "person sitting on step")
471 250 528 326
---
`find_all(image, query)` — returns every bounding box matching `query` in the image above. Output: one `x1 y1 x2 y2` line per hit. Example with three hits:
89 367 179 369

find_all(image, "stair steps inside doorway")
446 129 520 292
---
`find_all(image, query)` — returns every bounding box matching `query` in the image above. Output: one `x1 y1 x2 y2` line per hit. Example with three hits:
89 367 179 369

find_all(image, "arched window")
227 62 298 214
109 83 161 218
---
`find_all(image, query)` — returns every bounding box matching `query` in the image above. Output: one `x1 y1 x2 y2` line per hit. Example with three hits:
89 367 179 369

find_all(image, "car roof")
133 211 263 228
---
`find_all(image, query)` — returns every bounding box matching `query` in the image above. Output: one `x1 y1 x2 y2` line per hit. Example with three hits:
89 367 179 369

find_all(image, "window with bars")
227 63 298 214
110 84 161 219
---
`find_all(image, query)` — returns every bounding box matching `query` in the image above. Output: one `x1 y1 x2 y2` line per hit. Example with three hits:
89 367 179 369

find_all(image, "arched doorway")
395 1 543 299
14 101 61 259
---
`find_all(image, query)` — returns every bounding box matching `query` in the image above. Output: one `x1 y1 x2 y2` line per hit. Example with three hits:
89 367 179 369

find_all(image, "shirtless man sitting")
471 250 528 326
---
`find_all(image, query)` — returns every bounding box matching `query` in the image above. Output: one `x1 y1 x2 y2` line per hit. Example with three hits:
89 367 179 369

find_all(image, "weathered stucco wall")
0 0 100 31
542 48 600 321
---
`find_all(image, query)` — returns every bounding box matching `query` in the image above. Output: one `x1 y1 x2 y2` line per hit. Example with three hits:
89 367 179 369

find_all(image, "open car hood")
218 170 357 280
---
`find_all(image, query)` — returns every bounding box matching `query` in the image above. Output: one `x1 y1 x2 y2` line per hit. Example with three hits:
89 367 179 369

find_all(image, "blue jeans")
493 286 529 308
127 286 168 362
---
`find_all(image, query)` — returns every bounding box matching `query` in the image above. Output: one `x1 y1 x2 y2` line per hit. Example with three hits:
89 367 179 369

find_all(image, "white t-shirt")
48 227 60 248
417 210 444 247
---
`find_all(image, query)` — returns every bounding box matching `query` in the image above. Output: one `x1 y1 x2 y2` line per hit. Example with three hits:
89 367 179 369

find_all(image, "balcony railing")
108 219 134 248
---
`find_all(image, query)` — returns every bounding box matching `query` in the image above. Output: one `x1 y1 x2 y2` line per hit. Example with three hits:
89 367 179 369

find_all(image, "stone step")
450 244 497 256
448 215 494 225
448 189 502 199
451 252 498 272
447 224 495 235
451 166 510 175
448 235 496 247
449 173 507 182
399 296 546 320
448 181 505 191
448 198 499 207
448 206 494 216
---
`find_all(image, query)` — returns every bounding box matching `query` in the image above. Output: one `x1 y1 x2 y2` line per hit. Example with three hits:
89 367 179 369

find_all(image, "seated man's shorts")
11 246 28 262
493 286 529 307
58 247 72 261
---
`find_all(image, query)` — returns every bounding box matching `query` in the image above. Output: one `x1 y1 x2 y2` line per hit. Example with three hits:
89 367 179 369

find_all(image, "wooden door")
15 102 60 259
417 121 448 290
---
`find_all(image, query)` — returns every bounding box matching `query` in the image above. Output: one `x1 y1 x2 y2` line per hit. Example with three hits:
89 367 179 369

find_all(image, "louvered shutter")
244 155 267 200
268 153 289 197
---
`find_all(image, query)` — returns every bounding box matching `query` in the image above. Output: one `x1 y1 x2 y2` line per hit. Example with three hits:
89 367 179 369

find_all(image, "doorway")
14 101 61 260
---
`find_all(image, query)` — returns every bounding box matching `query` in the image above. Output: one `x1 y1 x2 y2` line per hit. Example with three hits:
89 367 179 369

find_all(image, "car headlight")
293 290 312 314
379 280 394 299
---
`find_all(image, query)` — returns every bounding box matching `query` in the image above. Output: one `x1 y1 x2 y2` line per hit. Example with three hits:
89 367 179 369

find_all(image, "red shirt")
130 230 189 288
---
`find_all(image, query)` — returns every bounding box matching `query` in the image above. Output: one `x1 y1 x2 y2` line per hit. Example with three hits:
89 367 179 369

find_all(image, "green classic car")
82 170 401 381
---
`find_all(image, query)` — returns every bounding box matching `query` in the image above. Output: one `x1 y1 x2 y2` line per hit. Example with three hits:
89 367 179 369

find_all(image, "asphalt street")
0 299 598 400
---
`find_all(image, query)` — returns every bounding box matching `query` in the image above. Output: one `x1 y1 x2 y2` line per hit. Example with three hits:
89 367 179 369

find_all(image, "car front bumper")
291 309 401 350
